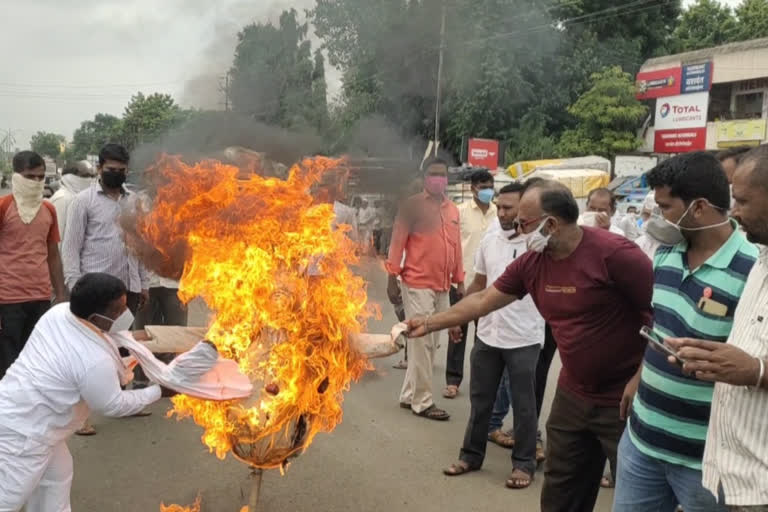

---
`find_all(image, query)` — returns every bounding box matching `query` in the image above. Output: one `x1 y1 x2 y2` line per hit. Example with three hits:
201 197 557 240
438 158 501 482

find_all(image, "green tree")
557 66 647 159
120 92 185 150
30 131 65 158
67 113 122 160
734 0 768 41
230 9 327 132
671 0 737 52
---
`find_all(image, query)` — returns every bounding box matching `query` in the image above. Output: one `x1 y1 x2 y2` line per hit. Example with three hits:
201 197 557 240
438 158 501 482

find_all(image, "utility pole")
219 72 231 112
433 0 447 157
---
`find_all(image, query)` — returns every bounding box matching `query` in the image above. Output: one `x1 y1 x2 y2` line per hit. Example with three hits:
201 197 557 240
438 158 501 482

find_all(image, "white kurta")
0 304 161 512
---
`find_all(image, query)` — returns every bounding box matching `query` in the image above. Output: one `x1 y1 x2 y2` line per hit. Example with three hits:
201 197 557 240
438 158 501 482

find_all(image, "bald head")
520 180 579 225
731 145 768 244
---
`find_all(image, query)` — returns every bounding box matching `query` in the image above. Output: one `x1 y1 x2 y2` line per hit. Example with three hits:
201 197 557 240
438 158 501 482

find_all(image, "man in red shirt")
407 180 653 508
0 151 68 378
387 158 464 421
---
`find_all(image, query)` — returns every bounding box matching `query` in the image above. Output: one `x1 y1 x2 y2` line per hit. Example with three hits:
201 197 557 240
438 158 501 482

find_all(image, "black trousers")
446 286 476 387
535 324 558 418
541 387 625 512
460 337 540 476
0 300 50 379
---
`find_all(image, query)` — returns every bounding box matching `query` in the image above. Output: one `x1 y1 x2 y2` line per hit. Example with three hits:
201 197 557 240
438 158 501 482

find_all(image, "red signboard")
654 127 707 153
636 67 682 99
467 138 500 169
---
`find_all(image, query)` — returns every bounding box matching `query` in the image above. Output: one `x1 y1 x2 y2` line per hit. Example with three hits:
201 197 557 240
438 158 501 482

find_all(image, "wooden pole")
248 468 263 512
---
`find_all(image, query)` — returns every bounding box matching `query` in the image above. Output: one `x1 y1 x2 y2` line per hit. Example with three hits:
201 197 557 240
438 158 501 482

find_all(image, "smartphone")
639 326 685 366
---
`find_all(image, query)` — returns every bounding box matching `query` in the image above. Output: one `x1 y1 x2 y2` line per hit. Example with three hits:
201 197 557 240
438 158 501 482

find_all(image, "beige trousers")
399 283 450 413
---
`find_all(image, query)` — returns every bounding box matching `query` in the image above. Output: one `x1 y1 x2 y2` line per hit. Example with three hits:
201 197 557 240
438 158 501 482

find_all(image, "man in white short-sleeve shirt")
442 182 544 489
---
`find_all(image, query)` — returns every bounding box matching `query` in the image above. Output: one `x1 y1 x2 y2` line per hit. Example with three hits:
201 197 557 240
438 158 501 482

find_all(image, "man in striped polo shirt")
614 152 758 512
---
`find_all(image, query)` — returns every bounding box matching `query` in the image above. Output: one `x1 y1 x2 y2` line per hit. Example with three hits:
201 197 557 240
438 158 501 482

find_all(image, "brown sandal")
443 461 479 476
413 404 450 421
505 468 533 489
75 425 97 436
488 430 515 448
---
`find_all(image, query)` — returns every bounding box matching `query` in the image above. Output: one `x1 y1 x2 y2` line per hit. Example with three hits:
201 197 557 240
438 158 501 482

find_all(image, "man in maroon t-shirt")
407 180 653 510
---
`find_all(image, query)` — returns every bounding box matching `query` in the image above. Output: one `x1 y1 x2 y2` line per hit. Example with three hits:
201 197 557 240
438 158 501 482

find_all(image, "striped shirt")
703 247 768 506
61 182 148 293
628 222 757 469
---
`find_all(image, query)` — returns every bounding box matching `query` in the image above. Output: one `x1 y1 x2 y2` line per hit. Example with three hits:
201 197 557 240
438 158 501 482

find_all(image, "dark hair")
741 145 768 189
646 152 730 210
422 157 448 173
69 273 127 319
524 179 579 223
12 150 45 173
716 146 752 164
587 187 616 211
498 182 525 195
98 143 130 166
470 170 494 186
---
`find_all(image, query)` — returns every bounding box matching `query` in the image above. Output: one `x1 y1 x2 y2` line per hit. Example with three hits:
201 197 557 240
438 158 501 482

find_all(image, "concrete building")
636 37 768 153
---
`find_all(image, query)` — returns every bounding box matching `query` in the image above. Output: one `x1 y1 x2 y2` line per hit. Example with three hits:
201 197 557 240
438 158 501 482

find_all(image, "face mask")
645 215 684 245
653 199 731 246
61 173 94 194
11 173 45 224
477 188 495 204
578 211 601 228
424 176 448 196
91 309 135 334
500 227 518 239
525 218 552 253
101 170 127 189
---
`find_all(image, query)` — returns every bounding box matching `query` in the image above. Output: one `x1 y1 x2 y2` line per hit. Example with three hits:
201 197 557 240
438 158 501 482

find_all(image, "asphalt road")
67 263 615 512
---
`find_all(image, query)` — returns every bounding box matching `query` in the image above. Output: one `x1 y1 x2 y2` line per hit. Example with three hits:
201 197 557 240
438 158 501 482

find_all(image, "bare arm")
47 240 68 303
407 285 516 337
466 273 487 296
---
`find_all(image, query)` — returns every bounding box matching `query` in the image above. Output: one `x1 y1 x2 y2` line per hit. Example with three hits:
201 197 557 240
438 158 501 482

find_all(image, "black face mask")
101 170 126 189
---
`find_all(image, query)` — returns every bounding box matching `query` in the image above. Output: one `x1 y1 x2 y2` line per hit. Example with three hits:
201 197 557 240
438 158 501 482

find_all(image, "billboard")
716 119 766 148
636 67 682 99
654 92 709 153
682 62 712 94
467 138 500 169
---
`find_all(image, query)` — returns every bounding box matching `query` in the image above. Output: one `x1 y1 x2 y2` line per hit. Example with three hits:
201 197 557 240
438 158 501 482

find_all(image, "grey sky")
0 0 745 150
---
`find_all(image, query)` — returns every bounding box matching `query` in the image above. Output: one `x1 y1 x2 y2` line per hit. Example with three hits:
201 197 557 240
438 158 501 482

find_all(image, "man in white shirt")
0 273 162 512
580 188 627 236
50 161 94 241
444 170 497 399
669 145 768 511
442 182 544 490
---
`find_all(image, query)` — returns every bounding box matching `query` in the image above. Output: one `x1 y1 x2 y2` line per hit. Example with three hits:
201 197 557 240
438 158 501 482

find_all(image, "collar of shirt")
95 181 129 198
670 220 749 273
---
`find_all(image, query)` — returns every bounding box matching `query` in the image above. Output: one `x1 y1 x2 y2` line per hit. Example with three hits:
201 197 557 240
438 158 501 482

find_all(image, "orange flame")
160 494 201 512
132 154 372 469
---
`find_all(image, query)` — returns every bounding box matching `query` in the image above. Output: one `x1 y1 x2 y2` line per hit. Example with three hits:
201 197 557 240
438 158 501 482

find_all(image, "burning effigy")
125 154 403 511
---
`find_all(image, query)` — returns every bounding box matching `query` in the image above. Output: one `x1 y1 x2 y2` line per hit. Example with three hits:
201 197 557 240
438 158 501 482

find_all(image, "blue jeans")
613 430 725 512
488 369 510 433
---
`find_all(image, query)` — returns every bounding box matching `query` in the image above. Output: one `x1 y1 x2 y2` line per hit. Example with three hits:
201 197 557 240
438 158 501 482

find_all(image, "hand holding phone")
640 326 685 366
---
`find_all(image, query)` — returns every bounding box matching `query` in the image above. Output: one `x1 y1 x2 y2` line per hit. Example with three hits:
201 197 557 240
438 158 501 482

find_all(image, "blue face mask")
477 188 495 204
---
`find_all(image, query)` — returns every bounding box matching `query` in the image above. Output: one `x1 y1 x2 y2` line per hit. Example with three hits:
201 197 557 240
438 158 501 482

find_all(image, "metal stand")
248 468 263 512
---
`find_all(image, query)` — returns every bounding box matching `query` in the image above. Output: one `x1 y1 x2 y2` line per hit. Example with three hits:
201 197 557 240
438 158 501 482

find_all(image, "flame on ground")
131 154 373 469
160 494 201 512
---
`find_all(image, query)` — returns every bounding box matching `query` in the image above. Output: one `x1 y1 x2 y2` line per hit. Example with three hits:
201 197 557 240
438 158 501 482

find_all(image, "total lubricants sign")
654 92 709 153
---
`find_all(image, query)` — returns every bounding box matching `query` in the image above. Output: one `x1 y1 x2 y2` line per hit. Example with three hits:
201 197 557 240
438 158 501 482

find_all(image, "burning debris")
128 153 392 509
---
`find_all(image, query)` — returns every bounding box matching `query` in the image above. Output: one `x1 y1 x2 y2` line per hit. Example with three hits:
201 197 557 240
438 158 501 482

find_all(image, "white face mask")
579 211 601 228
525 218 552 253
91 309 135 334
11 173 45 224
61 173 94 194
652 199 730 246
500 227 518 239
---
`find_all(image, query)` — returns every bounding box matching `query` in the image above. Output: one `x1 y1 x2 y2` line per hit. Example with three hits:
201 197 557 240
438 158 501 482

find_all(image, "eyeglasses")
104 166 128 173
515 215 547 233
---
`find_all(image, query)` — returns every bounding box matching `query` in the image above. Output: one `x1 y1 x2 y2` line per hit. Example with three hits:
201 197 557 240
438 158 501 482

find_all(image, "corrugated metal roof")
642 37 768 69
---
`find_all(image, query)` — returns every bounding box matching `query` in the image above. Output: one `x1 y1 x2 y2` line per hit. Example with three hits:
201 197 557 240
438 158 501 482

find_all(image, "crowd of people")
387 149 768 512
1 142 767 512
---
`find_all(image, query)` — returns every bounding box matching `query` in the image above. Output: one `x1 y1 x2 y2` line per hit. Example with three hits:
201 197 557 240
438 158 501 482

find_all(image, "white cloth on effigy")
110 332 253 401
